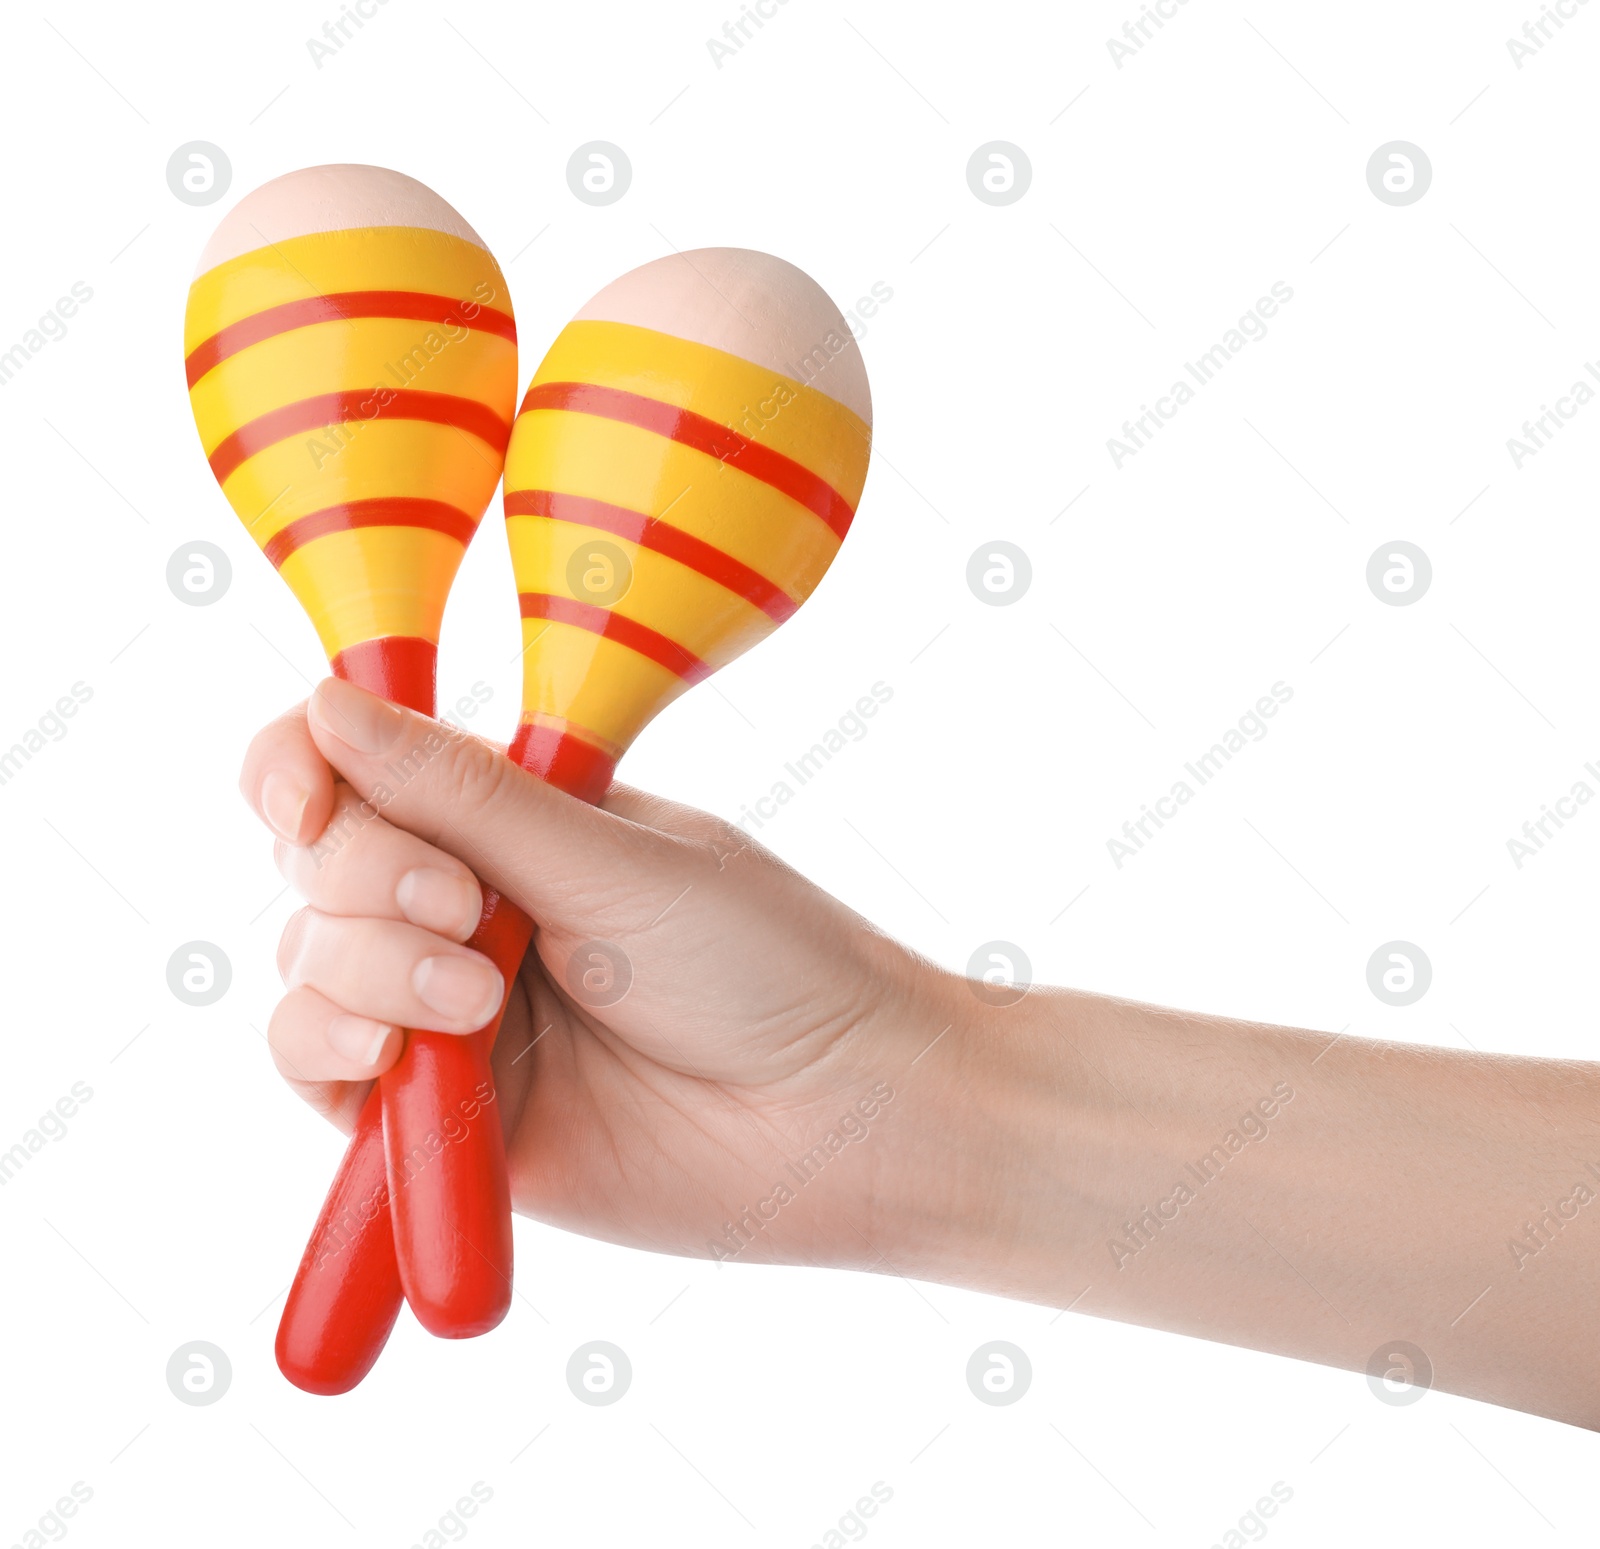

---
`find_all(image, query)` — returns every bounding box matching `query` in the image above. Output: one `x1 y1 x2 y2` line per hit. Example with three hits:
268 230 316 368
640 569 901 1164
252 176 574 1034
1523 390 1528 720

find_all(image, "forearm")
863 974 1600 1430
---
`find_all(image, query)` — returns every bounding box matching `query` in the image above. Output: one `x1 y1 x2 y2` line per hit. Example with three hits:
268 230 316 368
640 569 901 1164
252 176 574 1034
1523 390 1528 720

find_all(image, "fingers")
275 785 483 943
240 702 337 845
302 677 685 921
278 907 505 1034
268 985 403 1082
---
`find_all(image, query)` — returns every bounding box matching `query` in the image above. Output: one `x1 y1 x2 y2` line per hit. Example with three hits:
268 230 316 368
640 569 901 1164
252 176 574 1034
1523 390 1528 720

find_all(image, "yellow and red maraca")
184 164 520 1390
186 164 516 703
503 247 872 792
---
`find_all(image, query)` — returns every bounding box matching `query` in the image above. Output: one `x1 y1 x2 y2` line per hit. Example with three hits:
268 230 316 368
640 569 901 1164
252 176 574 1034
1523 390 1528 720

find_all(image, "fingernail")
328 1014 394 1066
397 867 481 939
309 677 403 754
413 954 503 1027
260 770 309 843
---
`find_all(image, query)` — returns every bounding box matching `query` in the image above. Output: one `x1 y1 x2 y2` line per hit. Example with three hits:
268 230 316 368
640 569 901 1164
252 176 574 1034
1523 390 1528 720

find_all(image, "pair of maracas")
184 165 872 1393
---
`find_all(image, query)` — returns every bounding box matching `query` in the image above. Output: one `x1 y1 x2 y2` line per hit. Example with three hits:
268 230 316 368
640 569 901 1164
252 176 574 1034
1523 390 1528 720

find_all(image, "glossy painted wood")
380 883 531 1336
186 166 520 1389
273 1086 398 1395
502 250 872 776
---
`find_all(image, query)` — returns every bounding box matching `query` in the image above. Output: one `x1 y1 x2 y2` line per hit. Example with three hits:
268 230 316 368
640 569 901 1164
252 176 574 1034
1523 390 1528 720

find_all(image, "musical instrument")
184 164 522 1390
503 247 872 795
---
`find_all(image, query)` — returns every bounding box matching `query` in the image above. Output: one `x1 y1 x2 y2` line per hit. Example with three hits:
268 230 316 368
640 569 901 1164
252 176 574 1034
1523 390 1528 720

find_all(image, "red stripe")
518 381 854 541
503 489 796 624
506 721 617 804
208 390 510 485
330 636 439 716
518 592 710 684
186 291 516 388
263 498 478 568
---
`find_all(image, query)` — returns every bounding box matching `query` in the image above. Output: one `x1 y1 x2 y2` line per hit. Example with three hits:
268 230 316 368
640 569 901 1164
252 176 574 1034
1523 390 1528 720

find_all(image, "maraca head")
184 164 517 708
502 248 871 797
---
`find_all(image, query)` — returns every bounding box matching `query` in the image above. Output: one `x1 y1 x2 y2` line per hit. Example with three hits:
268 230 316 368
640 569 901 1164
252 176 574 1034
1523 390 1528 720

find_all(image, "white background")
2 0 1597 1543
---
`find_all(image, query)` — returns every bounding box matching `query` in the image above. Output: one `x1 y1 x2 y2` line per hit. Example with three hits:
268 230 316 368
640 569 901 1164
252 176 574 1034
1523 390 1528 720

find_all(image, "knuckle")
693 815 756 871
439 734 515 825
265 992 305 1062
241 703 311 785
239 726 276 786
283 787 393 904
307 783 377 866
276 906 319 983
277 843 319 904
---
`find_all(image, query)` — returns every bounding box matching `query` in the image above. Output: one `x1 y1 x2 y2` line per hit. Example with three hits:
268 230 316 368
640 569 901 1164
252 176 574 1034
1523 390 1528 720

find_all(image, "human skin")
244 676 1600 1431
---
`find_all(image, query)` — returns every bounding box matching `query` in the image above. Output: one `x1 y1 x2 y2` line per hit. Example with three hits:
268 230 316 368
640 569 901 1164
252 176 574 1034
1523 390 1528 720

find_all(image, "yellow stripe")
188 320 514 457
219 422 502 547
505 410 840 606
278 526 465 661
518 620 691 751
530 320 870 507
508 516 776 669
185 227 508 352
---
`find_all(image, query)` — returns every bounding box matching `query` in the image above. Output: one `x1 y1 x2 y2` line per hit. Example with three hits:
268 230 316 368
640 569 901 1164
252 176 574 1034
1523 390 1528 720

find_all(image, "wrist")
814 956 1101 1299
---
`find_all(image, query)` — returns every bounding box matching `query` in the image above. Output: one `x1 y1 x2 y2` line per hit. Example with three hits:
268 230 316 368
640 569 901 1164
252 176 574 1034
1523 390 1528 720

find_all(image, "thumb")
304 676 679 923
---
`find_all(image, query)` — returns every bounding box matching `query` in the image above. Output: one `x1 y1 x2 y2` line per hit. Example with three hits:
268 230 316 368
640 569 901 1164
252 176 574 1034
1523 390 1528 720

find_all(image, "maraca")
184 165 523 1390
251 245 875 1391
501 247 872 796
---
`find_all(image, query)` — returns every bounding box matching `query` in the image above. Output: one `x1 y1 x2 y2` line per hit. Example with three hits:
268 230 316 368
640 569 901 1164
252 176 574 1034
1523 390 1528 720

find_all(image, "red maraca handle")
274 987 524 1391
273 961 522 1387
274 659 616 1389
275 1086 401 1394
381 888 531 1334
276 641 524 1386
380 719 612 1331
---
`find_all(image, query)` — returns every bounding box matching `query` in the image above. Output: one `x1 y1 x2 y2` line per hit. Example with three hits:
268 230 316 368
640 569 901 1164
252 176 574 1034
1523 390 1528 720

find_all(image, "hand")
240 677 947 1268
241 680 1600 1429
